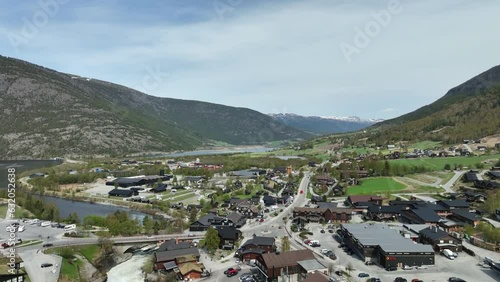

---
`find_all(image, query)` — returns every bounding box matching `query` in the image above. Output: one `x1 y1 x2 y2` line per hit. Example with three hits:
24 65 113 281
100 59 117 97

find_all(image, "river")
36 195 148 223
107 254 150 282
153 146 275 157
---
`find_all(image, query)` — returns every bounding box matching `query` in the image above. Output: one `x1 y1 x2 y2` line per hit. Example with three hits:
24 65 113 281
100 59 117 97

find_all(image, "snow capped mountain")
269 113 383 134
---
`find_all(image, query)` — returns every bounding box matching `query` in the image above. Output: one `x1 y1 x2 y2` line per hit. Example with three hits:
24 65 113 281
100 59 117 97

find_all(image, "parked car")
403 265 413 270
415 265 428 269
320 229 325 233
448 278 466 282
358 273 369 278
386 266 398 271
42 243 54 248
224 268 236 274
1 243 10 248
365 261 375 265
227 269 239 277
368 278 381 282
328 229 334 233
41 263 53 268
394 278 408 282
334 271 343 276
411 279 423 282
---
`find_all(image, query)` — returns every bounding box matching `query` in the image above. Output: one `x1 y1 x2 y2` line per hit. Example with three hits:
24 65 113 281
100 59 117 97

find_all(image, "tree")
189 208 198 224
328 263 334 274
444 163 451 170
204 226 220 252
97 234 114 257
281 236 291 253
143 216 154 235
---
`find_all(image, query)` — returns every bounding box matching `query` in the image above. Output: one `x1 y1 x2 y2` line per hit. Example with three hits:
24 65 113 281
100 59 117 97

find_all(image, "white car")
403 265 413 270
416 265 428 269
320 249 329 254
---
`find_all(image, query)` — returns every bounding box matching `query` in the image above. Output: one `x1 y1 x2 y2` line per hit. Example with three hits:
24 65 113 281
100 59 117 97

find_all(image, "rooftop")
297 259 327 271
342 223 434 253
261 249 314 269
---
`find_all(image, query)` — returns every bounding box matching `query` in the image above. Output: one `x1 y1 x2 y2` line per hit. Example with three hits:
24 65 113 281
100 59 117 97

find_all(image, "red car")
226 269 238 277
1 243 10 248
300 190 304 194
259 219 264 222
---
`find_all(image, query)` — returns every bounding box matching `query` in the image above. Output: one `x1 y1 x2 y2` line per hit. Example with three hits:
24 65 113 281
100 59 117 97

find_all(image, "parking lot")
0 218 67 248
306 223 499 282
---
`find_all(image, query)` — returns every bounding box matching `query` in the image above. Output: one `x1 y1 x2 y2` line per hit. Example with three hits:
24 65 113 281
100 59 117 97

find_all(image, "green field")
389 154 500 171
346 177 406 195
410 141 442 150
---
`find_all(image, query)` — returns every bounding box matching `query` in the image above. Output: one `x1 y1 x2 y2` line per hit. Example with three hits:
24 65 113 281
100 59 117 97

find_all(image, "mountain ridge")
0 55 310 159
269 113 380 135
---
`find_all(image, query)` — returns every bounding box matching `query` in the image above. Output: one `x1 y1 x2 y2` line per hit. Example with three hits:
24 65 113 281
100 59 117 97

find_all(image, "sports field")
346 177 406 195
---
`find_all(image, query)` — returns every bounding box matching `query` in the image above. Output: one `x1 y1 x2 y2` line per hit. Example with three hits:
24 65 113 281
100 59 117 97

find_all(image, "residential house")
189 213 227 231
346 195 383 207
154 248 200 270
227 212 246 228
157 239 192 252
438 219 466 233
487 171 500 179
178 262 204 280
324 208 353 223
301 271 329 282
217 226 241 249
255 249 315 282
463 191 487 203
450 210 482 227
293 207 327 223
462 172 479 182
437 200 469 211
184 176 205 186
419 226 462 252
402 207 442 225
474 180 500 190
366 204 403 221
263 195 277 206
238 235 276 261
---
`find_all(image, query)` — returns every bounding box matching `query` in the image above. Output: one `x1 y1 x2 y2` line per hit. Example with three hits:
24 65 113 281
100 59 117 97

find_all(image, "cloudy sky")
1 0 499 119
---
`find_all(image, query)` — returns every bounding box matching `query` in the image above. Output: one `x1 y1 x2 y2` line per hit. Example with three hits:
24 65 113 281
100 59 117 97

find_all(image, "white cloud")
1 0 499 120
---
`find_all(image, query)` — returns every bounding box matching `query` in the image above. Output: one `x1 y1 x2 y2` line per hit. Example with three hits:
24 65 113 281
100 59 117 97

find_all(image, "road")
442 170 466 193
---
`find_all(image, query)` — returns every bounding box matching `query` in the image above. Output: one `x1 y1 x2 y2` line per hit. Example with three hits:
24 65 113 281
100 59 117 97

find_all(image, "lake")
154 146 274 157
0 159 63 189
36 195 148 223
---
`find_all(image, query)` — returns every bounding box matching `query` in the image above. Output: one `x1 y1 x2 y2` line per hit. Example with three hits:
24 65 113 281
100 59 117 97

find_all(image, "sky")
1 0 500 120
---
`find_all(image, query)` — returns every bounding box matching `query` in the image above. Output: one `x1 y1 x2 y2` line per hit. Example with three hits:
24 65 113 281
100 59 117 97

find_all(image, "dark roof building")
157 239 192 252
341 223 435 268
154 247 200 270
402 207 442 224
108 189 135 197
437 200 469 210
256 249 315 281
346 195 383 207
419 226 462 252
450 209 482 227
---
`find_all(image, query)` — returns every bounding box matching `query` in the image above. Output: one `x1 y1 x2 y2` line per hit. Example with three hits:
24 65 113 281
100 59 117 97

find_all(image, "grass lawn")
60 258 82 281
0 204 7 219
170 193 195 202
306 189 312 199
78 244 100 263
346 177 406 195
389 154 500 171
410 141 442 150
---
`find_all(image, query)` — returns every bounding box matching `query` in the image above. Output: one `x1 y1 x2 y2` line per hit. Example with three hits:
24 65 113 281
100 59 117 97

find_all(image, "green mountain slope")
0 55 309 159
368 65 500 144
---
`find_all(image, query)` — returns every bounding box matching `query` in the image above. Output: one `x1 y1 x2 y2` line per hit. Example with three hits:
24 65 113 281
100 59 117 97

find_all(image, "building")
437 200 469 210
346 195 383 207
401 207 442 225
366 204 403 221
256 249 316 282
238 235 276 260
0 273 26 282
296 259 328 281
178 262 204 280
217 226 241 249
324 208 354 223
301 271 329 282
108 189 135 197
189 212 242 231
419 226 462 252
154 248 200 270
450 210 482 227
340 223 434 268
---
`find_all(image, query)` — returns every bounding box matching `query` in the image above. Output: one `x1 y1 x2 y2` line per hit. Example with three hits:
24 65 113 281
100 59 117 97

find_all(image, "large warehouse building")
340 223 435 268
